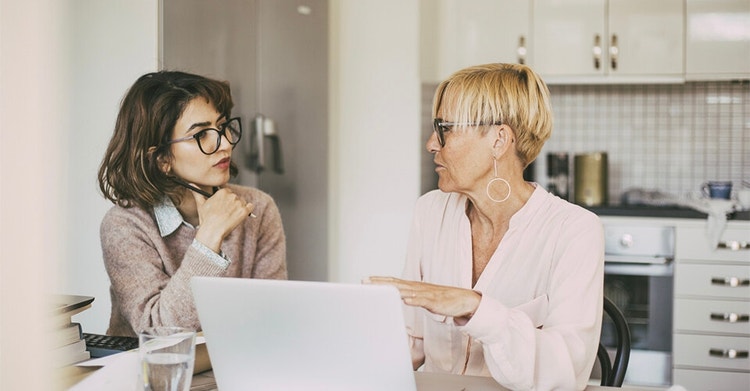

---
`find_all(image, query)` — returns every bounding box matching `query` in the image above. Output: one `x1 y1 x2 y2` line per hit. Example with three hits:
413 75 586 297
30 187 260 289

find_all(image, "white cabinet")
673 368 750 391
531 0 684 84
531 0 605 79
673 224 750 389
420 0 531 83
420 0 749 84
685 0 750 81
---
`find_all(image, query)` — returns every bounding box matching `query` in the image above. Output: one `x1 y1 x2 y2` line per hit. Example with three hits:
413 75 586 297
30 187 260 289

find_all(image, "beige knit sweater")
100 184 287 337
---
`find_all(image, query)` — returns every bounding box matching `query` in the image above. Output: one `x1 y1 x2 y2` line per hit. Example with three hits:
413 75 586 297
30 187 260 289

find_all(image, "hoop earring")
486 159 511 203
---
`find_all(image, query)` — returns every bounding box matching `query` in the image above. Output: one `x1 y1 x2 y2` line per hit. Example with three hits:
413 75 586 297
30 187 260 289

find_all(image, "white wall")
58 1 159 334
328 0 421 283
0 0 151 386
1 1 66 388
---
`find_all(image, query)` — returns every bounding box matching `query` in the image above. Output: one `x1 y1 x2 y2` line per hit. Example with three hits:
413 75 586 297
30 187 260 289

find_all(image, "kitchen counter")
586 205 750 221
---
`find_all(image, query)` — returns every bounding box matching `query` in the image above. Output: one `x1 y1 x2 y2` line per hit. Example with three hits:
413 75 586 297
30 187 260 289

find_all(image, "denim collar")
153 196 191 237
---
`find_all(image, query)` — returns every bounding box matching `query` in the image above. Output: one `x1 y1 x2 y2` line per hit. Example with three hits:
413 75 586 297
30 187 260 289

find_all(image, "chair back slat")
599 296 631 387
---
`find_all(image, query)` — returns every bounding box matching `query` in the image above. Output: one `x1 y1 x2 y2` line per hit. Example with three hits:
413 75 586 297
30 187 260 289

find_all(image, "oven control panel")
604 225 675 263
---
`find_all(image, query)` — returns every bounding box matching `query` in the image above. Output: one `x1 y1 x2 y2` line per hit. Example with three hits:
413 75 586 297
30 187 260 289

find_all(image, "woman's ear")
492 126 512 153
148 146 171 175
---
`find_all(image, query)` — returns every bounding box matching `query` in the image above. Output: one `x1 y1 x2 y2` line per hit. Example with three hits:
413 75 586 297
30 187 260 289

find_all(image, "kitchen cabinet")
420 0 530 83
531 0 684 84
685 0 750 81
673 224 750 389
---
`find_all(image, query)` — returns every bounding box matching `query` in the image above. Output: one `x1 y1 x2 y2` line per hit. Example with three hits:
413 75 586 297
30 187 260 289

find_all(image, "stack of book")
49 295 95 367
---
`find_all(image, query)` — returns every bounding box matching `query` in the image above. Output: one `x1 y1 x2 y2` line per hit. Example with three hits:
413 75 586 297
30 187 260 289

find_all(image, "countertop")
585 205 750 221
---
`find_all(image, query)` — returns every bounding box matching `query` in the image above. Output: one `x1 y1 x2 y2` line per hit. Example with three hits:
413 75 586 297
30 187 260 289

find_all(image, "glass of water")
139 326 196 391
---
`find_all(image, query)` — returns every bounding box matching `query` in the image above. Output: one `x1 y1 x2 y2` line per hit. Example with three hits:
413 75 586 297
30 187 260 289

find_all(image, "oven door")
602 261 673 387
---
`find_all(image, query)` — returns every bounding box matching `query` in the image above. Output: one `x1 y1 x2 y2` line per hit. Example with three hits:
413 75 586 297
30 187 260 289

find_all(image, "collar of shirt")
153 196 195 237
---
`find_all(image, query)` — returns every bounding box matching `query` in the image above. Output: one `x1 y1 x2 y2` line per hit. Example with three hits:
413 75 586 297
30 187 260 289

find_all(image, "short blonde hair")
432 63 553 167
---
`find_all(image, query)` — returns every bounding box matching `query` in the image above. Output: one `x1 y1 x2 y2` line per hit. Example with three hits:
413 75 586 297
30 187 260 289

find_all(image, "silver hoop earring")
486 159 511 203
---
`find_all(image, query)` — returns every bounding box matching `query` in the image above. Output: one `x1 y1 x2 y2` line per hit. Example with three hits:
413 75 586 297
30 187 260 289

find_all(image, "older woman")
98 71 287 337
369 63 603 390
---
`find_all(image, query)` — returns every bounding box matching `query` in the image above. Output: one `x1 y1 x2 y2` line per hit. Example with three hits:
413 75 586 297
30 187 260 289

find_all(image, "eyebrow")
187 121 212 132
184 116 226 134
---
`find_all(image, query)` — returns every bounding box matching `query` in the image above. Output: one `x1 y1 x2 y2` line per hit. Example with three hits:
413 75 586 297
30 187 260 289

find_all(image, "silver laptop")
191 276 417 391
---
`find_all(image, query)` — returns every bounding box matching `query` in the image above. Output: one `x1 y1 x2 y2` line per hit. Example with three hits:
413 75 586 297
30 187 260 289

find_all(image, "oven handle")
604 262 674 277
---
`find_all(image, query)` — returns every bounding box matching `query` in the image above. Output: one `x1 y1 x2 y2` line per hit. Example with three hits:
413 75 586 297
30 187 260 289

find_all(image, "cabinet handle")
517 36 526 65
609 34 618 70
711 277 750 287
717 240 750 250
711 312 750 323
709 348 749 359
593 34 602 70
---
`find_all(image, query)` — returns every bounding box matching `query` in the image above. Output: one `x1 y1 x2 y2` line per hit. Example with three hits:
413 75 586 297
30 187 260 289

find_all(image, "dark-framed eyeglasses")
432 118 503 147
164 117 242 155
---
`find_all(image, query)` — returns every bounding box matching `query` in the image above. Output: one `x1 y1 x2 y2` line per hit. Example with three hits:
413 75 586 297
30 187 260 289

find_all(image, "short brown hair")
433 63 553 167
98 71 237 209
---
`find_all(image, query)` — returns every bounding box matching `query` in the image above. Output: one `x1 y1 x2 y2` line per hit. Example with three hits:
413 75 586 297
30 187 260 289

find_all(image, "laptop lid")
191 276 417 391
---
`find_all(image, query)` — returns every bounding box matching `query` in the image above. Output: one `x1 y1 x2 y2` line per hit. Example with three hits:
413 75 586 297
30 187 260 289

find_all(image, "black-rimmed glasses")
432 118 503 147
164 117 242 155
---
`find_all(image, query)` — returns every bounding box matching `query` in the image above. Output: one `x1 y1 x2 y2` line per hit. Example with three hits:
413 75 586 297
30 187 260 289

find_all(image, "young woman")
98 71 287 337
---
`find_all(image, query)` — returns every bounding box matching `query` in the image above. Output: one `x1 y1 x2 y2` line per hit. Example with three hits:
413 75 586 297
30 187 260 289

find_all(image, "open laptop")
191 276 417 391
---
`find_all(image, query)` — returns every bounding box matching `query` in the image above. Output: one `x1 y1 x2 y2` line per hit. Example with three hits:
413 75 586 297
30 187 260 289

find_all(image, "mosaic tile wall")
421 81 750 204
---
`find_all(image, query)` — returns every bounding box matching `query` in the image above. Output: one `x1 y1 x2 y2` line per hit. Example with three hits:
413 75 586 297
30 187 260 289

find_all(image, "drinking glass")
139 326 196 391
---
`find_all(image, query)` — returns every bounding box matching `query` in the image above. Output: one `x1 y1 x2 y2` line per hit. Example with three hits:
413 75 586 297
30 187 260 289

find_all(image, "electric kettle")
574 152 608 206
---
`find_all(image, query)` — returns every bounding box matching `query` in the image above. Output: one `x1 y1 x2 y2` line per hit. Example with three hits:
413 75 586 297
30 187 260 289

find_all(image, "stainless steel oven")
601 225 675 387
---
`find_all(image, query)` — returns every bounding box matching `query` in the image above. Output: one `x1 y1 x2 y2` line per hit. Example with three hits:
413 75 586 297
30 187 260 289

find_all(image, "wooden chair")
597 296 631 387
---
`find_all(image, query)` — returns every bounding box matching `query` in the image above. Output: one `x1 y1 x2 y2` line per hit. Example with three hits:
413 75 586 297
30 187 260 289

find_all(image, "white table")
190 370 667 391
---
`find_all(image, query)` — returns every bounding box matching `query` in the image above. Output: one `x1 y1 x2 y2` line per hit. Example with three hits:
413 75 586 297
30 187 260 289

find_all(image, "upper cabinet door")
608 0 684 77
685 0 750 80
532 0 684 83
421 0 531 83
532 0 607 78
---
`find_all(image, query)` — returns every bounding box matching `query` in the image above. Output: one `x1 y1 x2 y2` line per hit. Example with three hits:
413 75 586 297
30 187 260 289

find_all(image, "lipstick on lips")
215 157 231 169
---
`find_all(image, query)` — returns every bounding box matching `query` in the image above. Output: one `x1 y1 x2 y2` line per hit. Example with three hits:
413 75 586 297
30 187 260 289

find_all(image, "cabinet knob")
610 34 619 70
517 36 526 65
711 277 750 287
592 34 602 70
717 240 750 250
710 312 750 323
709 348 749 359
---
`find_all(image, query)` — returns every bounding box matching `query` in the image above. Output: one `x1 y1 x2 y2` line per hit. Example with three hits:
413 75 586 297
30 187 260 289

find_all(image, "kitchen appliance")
602 224 675 387
575 152 608 206
547 152 569 200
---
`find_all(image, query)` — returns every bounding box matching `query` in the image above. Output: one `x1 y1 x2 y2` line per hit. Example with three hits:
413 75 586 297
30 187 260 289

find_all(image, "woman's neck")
173 192 200 227
466 180 535 227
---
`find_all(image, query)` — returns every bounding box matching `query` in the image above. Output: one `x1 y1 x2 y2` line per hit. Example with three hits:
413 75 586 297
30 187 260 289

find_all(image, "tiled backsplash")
421 81 750 204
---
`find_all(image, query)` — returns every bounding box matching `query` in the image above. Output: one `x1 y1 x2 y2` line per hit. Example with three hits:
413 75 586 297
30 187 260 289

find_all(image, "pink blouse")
402 185 604 390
